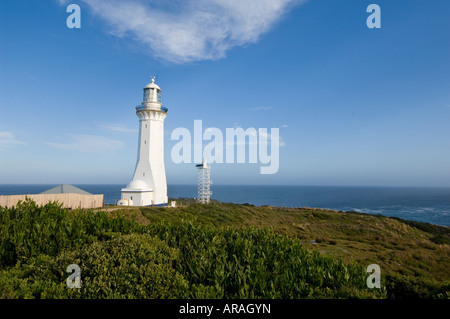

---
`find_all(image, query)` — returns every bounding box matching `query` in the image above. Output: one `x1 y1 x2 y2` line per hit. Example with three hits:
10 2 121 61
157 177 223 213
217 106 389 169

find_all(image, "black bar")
1 299 447 318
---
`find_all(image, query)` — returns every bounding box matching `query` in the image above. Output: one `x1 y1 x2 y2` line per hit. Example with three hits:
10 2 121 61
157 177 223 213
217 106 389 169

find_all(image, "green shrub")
430 234 450 245
0 198 144 268
384 273 450 299
148 221 383 299
0 239 17 268
0 234 193 299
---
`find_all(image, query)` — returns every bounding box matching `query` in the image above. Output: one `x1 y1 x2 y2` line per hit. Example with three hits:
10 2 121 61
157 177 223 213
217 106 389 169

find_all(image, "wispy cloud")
99 122 137 134
47 134 124 153
0 132 25 150
62 0 305 63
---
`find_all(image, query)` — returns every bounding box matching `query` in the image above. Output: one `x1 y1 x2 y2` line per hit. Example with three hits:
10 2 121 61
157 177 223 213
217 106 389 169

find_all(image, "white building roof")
40 184 92 195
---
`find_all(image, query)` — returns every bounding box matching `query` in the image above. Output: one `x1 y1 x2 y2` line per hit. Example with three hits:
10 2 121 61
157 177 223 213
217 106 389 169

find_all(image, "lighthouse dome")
144 78 160 90
127 179 149 190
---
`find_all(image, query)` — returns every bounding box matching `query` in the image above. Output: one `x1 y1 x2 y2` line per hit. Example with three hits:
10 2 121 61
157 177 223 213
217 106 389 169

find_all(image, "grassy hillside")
158 203 447 274
113 200 450 297
0 198 449 299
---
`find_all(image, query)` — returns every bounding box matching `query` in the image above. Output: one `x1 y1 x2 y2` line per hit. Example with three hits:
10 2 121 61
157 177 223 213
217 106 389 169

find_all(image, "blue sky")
0 0 449 186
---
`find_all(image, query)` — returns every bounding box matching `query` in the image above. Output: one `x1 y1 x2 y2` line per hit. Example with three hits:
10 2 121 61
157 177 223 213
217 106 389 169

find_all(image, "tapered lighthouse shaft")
119 78 168 207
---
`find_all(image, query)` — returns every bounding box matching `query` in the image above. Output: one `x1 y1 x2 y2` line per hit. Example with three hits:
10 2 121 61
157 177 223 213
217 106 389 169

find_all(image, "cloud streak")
47 134 124 153
0 132 25 150
72 0 304 63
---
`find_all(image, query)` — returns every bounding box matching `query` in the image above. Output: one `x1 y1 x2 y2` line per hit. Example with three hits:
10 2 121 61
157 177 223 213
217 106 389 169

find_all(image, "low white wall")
0 193 104 209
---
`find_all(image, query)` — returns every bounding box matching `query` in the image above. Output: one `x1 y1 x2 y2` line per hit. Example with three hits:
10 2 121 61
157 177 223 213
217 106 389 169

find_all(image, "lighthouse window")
150 89 156 101
143 89 150 102
145 140 146 144
145 124 147 128
143 172 145 177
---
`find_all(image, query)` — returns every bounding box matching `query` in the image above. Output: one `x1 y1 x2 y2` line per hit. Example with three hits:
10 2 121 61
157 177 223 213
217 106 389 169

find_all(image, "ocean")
1 184 449 227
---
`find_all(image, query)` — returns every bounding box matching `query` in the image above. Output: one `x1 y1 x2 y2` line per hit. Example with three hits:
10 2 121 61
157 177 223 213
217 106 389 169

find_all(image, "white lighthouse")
118 78 168 206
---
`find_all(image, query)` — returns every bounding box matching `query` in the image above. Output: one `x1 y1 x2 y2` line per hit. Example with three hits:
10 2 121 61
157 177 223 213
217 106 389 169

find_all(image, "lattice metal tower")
196 161 212 204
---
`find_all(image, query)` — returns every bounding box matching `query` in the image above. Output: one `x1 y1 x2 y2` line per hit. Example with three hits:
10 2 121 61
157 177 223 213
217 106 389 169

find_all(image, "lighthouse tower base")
118 180 168 207
118 189 152 207
118 189 168 207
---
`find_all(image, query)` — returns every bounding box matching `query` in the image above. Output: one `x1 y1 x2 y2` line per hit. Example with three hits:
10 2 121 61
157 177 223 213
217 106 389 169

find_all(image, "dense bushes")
0 234 193 298
148 221 382 298
384 273 450 299
0 199 143 268
2 199 443 299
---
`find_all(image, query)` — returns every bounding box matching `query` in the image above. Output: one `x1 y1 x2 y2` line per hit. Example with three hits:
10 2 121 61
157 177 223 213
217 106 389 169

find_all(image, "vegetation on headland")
0 198 448 299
